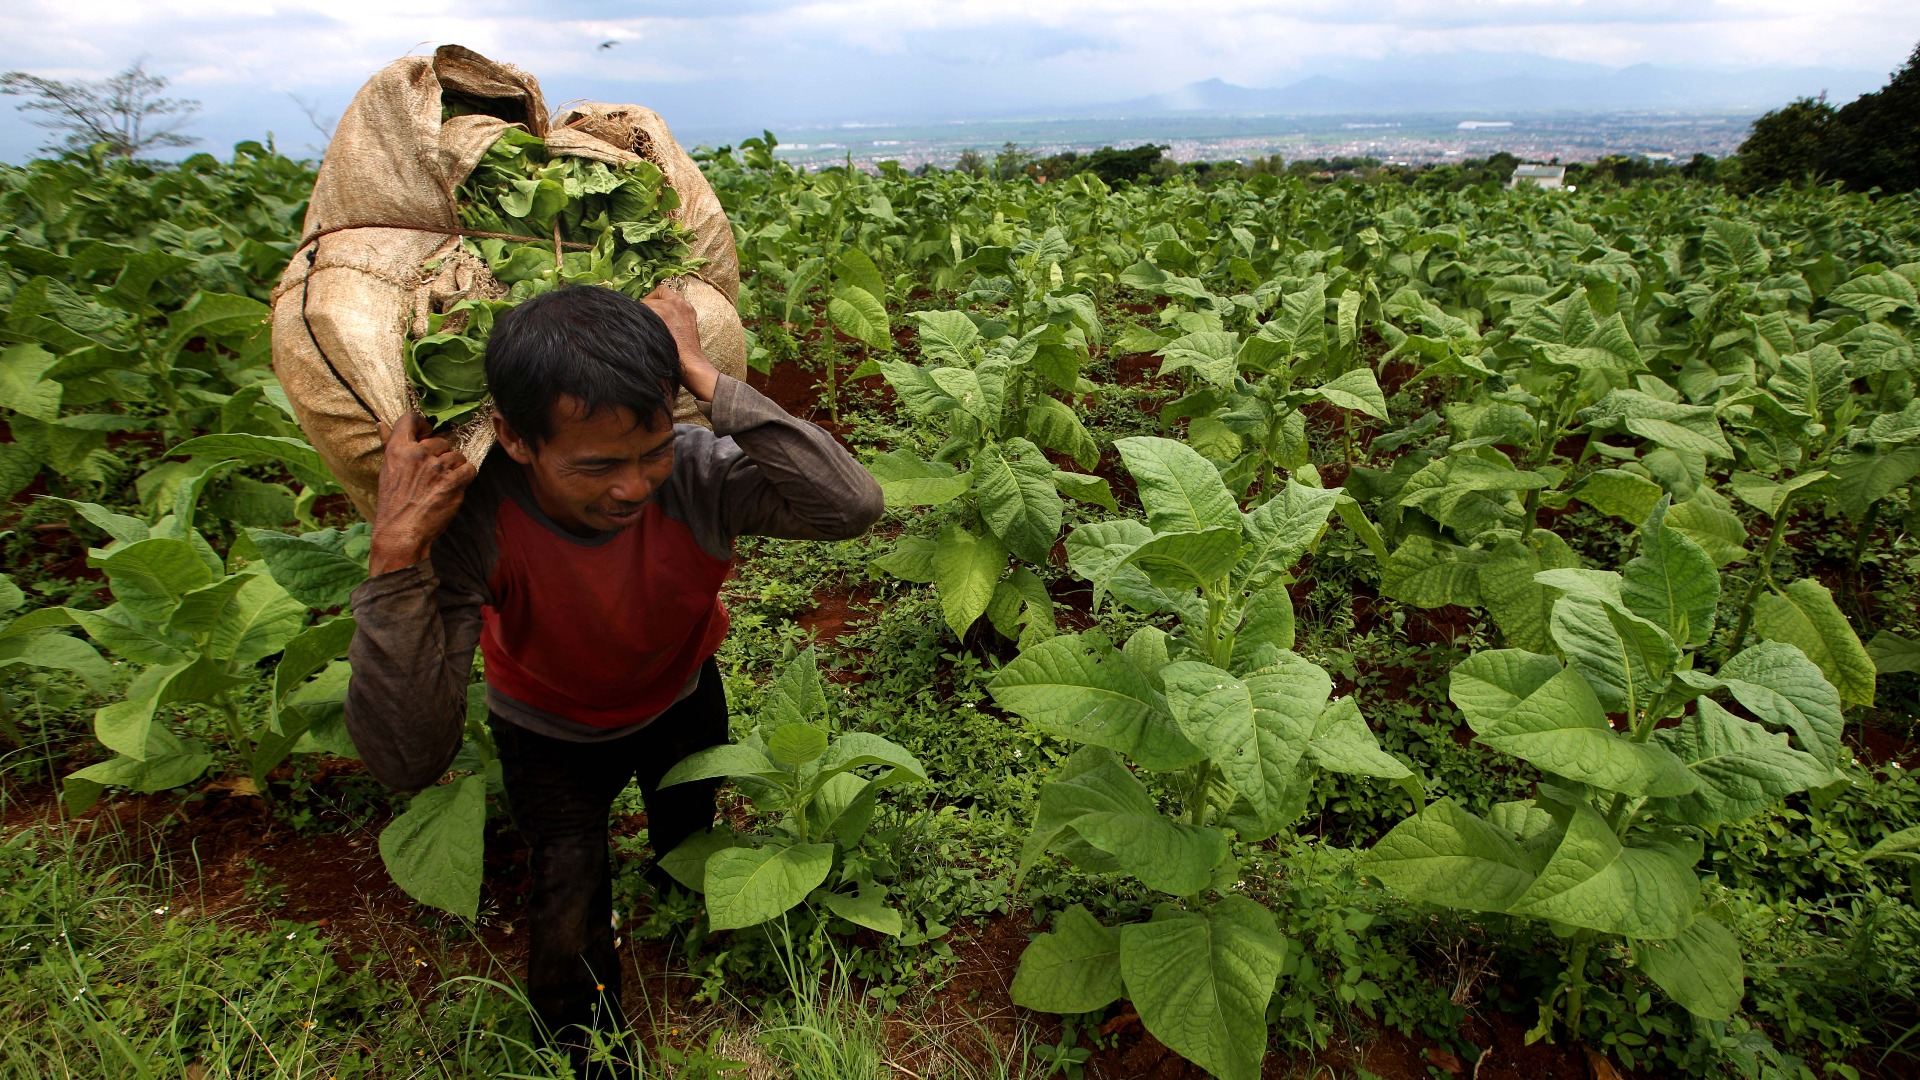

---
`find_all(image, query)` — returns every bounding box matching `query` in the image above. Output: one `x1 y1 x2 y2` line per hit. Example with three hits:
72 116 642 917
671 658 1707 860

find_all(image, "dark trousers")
487 658 730 1075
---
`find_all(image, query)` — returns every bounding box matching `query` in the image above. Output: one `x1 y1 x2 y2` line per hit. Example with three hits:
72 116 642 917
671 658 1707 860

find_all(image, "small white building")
1508 163 1567 190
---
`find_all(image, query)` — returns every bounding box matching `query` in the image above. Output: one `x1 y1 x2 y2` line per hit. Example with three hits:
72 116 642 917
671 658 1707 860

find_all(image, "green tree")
1 59 200 158
1830 41 1920 194
1735 95 1837 191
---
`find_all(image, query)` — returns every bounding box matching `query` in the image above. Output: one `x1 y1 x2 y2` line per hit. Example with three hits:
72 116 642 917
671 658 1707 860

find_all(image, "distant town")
718 111 1760 172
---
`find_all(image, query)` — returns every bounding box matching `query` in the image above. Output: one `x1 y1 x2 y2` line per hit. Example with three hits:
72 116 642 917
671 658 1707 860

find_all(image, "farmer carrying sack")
269 45 746 517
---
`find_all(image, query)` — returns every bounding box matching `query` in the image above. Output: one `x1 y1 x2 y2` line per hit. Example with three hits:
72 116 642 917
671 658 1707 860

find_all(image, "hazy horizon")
2 1 1915 163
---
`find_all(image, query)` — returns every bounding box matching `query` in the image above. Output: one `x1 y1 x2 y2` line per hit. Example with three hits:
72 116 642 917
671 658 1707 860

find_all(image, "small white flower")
152 906 169 916
285 931 297 941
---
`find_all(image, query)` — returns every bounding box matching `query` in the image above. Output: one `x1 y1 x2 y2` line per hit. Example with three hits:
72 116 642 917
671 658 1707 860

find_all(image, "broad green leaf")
1509 802 1698 939
815 731 928 783
1620 499 1718 647
704 842 835 930
818 885 903 936
909 310 980 362
986 565 1056 646
1548 595 1678 716
1827 270 1917 319
1475 665 1695 797
1157 331 1239 386
660 743 781 787
1449 650 1565 730
165 575 249 637
931 524 1007 638
1652 700 1837 827
1248 277 1327 369
1162 659 1322 827
764 648 828 727
0 632 112 690
1634 915 1744 1021
1667 497 1748 567
168 433 334 491
928 367 995 427
1702 219 1770 277
832 246 887 306
1365 797 1540 912
867 451 971 509
974 443 1062 564
1729 470 1829 520
65 603 188 665
95 656 248 760
0 344 63 420
274 616 357 706
1231 586 1295 665
1719 641 1846 769
1022 747 1156 883
246 528 367 609
1115 436 1240 534
1119 527 1242 593
1381 535 1483 609
1752 579 1876 709
1052 470 1118 512
47 497 149 547
1869 631 1920 675
1025 396 1100 470
1333 495 1388 562
1011 905 1123 1014
767 723 829 769
1236 481 1339 590
658 826 750 891
1478 532 1578 655
204 572 307 666
1578 390 1732 460
97 538 215 623
1826 447 1920 520
379 775 487 918
63 739 211 814
1310 368 1388 419
989 633 1201 771
1119 898 1288 1080
872 536 937 583
1066 518 1204 620
1306 697 1411 779
827 288 891 351
1575 469 1663 523
1070 810 1229 896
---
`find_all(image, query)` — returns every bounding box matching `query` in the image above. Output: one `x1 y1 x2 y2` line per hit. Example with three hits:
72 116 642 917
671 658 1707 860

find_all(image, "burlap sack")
269 45 745 518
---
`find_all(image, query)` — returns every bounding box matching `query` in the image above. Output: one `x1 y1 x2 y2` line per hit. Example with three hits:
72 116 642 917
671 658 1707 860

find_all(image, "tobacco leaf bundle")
406 127 703 424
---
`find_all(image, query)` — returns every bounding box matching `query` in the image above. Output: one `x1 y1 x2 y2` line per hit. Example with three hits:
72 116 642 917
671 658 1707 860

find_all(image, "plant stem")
1849 500 1881 590
1727 489 1798 657
1564 937 1593 1036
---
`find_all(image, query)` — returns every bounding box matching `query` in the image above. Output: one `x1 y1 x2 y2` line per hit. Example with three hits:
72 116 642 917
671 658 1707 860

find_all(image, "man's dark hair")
484 286 679 449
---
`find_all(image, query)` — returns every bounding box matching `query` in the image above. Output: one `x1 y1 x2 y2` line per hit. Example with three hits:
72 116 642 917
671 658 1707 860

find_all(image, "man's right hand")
368 413 478 575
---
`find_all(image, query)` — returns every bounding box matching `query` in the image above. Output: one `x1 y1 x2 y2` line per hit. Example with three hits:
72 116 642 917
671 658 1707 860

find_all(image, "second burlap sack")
270 44 745 518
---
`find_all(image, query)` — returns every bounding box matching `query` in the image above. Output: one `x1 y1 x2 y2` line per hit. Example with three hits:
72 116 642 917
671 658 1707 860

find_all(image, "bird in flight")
599 40 619 50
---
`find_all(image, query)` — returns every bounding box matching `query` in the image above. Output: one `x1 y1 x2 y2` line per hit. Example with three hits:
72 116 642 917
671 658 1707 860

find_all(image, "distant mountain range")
1093 62 1882 117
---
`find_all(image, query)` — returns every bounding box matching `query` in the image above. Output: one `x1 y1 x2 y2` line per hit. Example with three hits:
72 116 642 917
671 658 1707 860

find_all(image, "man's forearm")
344 562 480 791
709 374 886 541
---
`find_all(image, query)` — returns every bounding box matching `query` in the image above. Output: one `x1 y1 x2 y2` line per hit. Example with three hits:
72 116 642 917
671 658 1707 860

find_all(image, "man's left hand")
644 284 718 402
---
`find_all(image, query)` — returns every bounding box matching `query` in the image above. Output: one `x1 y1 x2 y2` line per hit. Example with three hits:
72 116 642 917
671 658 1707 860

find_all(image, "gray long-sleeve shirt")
343 374 884 791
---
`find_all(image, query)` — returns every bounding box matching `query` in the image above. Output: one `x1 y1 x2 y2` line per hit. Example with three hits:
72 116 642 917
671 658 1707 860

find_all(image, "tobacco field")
1 136 1919 1080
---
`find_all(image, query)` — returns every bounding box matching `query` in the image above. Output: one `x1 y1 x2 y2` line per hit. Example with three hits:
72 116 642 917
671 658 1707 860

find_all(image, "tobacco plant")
657 648 927 935
867 234 1116 640
1365 499 1847 1034
988 436 1413 1080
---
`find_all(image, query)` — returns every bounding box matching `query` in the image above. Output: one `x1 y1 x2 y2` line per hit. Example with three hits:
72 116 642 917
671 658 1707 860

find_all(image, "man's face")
495 395 675 536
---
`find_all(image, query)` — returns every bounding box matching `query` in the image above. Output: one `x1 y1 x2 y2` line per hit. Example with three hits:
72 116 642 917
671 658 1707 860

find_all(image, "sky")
2 0 1918 161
